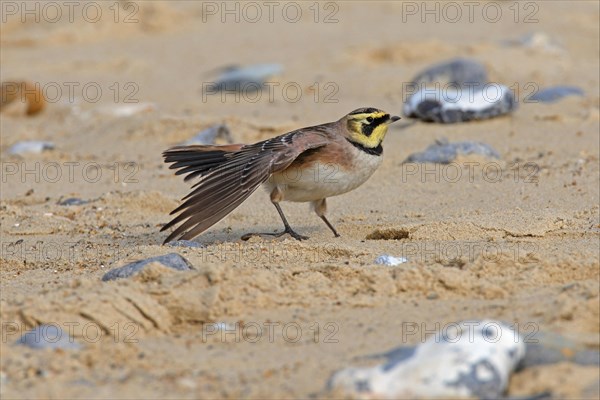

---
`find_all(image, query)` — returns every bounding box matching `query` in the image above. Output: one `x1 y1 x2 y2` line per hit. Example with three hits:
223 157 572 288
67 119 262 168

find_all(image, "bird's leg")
272 202 309 240
312 198 340 237
241 187 308 241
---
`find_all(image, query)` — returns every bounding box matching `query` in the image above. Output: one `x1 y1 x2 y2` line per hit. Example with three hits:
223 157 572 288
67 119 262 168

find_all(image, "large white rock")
329 320 525 399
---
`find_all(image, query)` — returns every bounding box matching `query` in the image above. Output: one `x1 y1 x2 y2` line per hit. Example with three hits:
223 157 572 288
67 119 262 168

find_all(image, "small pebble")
505 32 563 54
8 140 54 155
16 325 81 350
529 86 584 103
102 253 194 281
57 197 88 206
214 322 236 331
75 103 157 119
426 292 439 300
108 102 157 117
181 124 233 145
410 58 488 87
404 139 500 164
211 63 283 91
375 255 407 266
167 240 204 249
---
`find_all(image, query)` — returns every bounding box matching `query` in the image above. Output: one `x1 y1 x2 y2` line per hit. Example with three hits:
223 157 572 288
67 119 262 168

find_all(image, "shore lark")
161 108 400 243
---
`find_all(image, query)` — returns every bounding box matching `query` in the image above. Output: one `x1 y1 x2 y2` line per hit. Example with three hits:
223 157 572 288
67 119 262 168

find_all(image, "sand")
1 1 599 398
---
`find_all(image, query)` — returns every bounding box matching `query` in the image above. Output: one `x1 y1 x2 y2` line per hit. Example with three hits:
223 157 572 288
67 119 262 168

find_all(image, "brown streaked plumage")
161 108 400 243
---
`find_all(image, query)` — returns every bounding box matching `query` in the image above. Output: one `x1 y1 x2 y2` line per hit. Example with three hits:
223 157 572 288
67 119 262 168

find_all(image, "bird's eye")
366 117 374 123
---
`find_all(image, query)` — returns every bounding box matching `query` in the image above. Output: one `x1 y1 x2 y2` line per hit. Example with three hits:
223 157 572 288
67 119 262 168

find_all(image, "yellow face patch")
346 111 391 148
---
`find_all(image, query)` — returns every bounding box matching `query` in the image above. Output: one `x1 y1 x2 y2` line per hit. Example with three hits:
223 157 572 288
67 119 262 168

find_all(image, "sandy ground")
1 1 599 399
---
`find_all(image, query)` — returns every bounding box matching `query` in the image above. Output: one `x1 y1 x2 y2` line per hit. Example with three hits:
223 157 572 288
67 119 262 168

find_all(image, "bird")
161 107 400 243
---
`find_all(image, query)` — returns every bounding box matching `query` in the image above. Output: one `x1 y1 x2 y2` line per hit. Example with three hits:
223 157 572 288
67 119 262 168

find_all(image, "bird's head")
342 107 401 149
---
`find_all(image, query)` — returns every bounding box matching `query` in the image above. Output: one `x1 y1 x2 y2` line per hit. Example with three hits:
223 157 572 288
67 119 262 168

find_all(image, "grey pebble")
167 240 204 249
16 325 81 350
529 86 584 103
374 255 407 266
211 63 283 91
181 124 233 146
426 291 439 300
410 58 488 87
102 253 193 281
404 139 500 164
57 197 89 206
9 140 54 155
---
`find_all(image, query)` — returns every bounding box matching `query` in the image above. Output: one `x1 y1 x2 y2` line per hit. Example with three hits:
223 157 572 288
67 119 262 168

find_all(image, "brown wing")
161 125 333 243
163 144 244 182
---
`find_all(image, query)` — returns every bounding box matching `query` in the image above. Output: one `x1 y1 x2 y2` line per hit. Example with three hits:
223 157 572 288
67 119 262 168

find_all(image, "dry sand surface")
1 1 599 399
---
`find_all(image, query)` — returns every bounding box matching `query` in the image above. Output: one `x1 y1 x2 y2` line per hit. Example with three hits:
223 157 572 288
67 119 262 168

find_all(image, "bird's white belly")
266 148 383 202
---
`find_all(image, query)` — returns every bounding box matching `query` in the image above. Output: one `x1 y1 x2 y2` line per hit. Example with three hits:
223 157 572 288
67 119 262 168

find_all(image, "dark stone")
58 197 88 206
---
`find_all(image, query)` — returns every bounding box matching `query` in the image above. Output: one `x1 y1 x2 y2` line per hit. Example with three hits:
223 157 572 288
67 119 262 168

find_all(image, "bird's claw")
241 229 308 241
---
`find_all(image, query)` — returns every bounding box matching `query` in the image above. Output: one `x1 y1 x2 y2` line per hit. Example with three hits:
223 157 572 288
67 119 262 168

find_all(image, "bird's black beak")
390 115 401 123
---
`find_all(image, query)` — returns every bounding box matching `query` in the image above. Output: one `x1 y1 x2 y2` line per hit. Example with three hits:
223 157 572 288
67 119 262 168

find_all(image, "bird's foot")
241 228 309 241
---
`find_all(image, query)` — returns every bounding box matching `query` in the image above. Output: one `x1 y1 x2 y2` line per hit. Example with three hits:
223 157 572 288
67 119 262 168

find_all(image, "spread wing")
161 126 333 243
